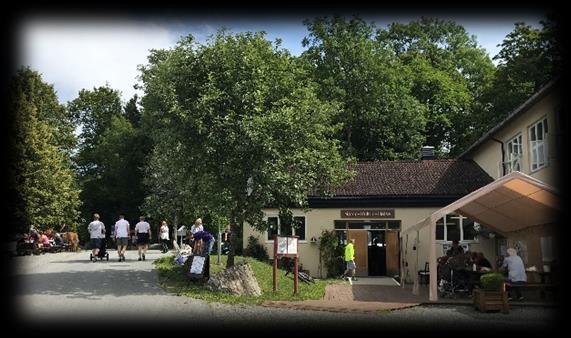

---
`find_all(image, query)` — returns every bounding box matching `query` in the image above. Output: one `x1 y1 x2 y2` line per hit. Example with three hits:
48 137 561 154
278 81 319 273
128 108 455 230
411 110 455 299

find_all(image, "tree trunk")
226 213 238 268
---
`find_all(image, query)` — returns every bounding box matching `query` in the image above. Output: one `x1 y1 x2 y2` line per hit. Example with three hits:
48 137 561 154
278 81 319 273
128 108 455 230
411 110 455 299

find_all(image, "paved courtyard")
6 250 561 335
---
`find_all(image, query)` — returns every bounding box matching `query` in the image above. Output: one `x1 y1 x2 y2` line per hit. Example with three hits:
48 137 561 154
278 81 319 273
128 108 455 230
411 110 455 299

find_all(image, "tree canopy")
139 31 353 266
9 67 81 233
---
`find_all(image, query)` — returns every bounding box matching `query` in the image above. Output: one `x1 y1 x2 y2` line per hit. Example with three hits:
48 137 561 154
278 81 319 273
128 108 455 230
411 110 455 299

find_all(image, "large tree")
377 17 496 156
8 67 81 233
69 88 151 239
482 18 562 130
301 16 427 160
140 31 352 267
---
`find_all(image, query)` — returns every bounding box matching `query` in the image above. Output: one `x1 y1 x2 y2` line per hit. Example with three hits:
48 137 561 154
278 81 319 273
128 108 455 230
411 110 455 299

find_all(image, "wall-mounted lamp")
310 236 318 243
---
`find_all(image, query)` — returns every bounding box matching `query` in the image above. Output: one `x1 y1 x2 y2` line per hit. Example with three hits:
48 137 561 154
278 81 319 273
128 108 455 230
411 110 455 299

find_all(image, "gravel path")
8 250 560 334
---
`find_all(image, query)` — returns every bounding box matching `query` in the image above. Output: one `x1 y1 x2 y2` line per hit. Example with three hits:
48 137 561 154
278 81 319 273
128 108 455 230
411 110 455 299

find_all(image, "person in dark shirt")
446 240 464 257
192 230 215 255
476 252 492 271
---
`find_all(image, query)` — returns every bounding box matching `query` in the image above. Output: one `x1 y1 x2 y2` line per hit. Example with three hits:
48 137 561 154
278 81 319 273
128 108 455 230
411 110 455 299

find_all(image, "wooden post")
294 255 299 295
273 235 278 292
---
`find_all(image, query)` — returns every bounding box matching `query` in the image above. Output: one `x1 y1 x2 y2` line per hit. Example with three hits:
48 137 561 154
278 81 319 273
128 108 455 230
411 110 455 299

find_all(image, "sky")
18 13 546 105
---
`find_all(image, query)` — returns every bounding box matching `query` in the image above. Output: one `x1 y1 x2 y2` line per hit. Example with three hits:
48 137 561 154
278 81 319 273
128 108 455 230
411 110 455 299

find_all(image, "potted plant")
473 272 509 313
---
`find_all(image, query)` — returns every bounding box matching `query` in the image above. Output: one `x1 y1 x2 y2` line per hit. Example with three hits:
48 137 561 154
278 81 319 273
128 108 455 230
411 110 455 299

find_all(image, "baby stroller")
90 237 109 261
437 255 470 298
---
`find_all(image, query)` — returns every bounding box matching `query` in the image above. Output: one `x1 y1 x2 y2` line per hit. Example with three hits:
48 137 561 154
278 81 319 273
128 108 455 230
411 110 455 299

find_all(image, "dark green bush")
243 235 269 262
480 272 505 291
318 229 344 278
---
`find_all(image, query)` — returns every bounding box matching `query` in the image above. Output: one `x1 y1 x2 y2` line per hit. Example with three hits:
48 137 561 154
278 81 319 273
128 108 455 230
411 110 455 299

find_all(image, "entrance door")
385 231 400 277
347 230 368 276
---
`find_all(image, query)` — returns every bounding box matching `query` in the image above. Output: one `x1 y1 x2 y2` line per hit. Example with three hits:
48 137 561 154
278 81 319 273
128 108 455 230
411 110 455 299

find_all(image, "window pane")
538 143 545 165
530 126 536 141
267 217 278 240
293 217 306 240
446 216 460 241
544 119 548 133
532 146 538 166
537 122 543 140
334 221 347 230
436 219 444 240
371 222 387 230
387 221 401 230
337 230 347 246
462 219 477 241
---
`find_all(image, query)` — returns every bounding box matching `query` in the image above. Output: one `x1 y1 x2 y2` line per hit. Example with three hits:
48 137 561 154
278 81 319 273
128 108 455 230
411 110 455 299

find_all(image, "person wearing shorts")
88 213 104 262
135 216 151 261
342 238 357 281
114 214 130 262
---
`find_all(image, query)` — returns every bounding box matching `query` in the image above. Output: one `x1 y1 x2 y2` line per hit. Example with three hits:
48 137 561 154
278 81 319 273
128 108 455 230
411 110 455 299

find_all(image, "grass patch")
154 255 341 305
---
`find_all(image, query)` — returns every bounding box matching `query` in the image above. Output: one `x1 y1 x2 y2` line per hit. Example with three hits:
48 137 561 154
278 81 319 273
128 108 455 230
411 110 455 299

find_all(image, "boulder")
206 261 262 296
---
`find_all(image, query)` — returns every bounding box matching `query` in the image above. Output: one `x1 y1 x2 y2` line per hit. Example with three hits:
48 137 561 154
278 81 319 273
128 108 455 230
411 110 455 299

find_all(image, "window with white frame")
435 214 478 242
506 134 523 173
266 216 306 241
529 117 549 171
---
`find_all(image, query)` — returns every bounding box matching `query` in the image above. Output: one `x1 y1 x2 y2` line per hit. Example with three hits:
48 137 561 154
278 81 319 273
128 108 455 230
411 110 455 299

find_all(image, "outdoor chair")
418 262 430 285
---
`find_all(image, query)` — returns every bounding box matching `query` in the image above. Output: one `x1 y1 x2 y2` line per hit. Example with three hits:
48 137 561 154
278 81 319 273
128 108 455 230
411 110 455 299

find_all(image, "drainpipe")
491 137 505 176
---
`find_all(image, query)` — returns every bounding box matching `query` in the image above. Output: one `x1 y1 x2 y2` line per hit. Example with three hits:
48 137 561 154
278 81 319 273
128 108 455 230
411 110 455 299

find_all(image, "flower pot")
473 288 509 313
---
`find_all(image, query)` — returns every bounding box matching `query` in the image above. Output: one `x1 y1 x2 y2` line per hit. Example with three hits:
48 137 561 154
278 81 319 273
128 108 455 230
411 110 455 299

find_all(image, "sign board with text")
340 209 395 218
276 236 298 256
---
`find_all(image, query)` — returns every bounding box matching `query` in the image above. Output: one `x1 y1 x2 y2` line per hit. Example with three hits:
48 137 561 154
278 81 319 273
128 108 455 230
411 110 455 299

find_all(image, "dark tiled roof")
311 160 493 198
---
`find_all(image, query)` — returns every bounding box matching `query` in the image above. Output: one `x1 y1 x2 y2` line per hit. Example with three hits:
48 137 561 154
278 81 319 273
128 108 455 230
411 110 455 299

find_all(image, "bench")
504 282 557 299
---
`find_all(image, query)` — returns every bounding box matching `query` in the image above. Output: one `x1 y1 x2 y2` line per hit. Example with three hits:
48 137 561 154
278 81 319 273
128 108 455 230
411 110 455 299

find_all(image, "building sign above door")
341 209 395 218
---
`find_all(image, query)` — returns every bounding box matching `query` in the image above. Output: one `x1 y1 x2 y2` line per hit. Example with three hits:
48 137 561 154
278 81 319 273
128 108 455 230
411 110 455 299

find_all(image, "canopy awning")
402 171 561 301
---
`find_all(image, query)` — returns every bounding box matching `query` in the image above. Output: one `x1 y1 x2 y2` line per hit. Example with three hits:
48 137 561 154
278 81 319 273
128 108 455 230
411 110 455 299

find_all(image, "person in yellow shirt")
342 238 357 281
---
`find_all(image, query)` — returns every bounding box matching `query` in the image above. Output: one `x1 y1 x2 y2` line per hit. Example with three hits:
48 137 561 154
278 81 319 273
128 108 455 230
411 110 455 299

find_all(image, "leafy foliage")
139 31 352 267
318 229 344 278
69 89 152 240
481 19 562 134
480 272 505 291
377 17 496 156
8 68 81 234
301 16 427 160
243 235 269 262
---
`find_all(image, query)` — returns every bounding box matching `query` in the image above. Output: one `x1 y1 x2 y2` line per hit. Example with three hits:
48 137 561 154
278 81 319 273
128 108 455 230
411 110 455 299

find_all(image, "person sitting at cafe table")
475 252 492 272
446 239 464 257
501 248 527 301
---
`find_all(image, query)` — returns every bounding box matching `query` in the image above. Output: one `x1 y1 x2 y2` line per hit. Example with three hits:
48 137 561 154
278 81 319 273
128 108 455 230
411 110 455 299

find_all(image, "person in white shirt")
159 220 170 253
190 218 204 235
87 213 105 262
114 214 130 262
135 216 152 261
188 218 204 247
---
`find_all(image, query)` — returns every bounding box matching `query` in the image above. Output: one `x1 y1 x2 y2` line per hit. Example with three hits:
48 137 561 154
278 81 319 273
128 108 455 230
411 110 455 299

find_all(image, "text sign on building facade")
340 209 395 218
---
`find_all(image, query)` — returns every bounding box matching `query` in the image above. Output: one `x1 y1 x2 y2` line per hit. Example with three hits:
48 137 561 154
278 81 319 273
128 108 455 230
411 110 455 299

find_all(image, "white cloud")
20 19 180 104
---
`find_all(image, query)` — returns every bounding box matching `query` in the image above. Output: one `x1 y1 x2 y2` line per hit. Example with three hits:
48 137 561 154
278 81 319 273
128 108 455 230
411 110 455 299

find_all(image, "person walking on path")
114 214 130 261
88 213 105 262
342 238 357 281
135 216 151 261
159 220 170 253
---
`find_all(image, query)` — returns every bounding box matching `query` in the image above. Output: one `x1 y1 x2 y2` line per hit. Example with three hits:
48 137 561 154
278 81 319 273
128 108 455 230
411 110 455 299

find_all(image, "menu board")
276 236 298 255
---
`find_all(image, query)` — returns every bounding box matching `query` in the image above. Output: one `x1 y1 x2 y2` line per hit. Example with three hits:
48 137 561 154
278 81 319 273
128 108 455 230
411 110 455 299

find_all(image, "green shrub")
318 229 344 278
480 272 505 291
243 235 269 262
